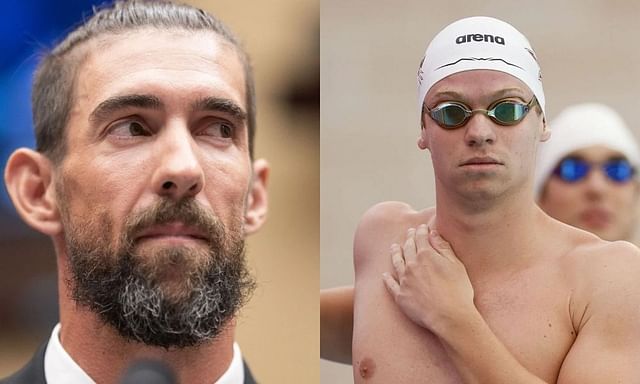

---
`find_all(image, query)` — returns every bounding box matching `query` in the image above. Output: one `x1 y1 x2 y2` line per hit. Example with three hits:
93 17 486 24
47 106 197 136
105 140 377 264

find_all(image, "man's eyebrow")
490 87 529 100
429 90 464 102
192 97 247 122
89 94 162 124
429 87 530 105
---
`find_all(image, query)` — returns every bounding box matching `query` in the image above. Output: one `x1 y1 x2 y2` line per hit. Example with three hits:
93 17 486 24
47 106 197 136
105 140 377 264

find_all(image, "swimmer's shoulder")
539 215 640 285
543 213 638 267
353 201 434 266
566 236 640 276
553 215 640 265
561 237 640 331
356 201 434 235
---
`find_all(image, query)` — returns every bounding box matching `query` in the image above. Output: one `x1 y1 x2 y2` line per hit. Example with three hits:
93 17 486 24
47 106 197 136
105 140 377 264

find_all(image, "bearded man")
2 1 268 383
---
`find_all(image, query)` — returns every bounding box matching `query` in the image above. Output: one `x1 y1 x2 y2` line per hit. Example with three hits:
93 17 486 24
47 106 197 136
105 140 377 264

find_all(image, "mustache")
122 199 224 247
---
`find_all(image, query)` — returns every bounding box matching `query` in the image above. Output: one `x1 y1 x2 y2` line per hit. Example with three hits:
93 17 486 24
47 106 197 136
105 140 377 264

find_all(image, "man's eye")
201 122 234 139
108 120 150 137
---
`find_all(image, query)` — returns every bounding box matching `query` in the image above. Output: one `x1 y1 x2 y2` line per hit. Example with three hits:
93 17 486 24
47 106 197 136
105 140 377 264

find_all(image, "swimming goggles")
553 157 635 183
424 97 538 129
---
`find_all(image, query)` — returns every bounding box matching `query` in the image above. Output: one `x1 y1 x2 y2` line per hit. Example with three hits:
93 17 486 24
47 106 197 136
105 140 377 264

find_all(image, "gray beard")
63 198 255 349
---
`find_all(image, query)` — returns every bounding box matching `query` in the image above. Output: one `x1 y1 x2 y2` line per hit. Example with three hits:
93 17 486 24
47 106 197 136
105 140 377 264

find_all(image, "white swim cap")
534 103 640 198
417 16 545 124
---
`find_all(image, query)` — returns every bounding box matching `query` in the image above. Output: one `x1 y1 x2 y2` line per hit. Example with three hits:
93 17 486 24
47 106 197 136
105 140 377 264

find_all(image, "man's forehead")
425 69 532 103
84 28 241 71
74 28 246 108
91 27 234 52
566 145 629 161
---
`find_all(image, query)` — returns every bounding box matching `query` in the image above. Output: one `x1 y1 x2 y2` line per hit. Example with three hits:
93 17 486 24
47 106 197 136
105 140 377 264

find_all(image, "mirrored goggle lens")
554 158 635 183
603 160 634 182
431 104 469 128
554 158 590 182
491 102 528 125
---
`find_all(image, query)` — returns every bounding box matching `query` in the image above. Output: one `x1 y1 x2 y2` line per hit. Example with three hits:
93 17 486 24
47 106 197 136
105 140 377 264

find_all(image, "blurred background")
0 0 319 382
321 0 640 382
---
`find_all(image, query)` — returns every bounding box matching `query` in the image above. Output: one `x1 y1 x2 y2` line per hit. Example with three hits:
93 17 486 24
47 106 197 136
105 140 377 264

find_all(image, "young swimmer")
536 103 640 242
323 16 640 383
321 104 640 366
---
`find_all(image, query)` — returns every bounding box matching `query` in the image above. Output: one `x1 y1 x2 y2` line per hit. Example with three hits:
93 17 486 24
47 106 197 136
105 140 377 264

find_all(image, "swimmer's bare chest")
352 264 576 383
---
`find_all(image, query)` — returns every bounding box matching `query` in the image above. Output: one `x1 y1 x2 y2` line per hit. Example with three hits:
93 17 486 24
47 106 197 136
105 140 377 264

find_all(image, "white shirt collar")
44 323 245 384
216 342 245 384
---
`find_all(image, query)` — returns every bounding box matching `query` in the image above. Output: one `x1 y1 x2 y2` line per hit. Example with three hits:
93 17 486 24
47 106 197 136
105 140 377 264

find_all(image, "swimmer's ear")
4 148 62 236
244 158 269 235
540 117 551 142
418 103 432 150
418 119 430 150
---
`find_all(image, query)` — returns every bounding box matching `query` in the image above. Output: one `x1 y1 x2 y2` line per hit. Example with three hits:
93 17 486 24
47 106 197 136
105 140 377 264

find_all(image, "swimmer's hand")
382 224 475 333
383 225 553 383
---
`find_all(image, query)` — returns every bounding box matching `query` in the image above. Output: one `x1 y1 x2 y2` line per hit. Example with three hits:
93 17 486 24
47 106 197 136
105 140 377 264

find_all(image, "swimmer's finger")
414 224 430 252
390 243 405 277
382 272 400 298
428 229 457 262
403 227 417 264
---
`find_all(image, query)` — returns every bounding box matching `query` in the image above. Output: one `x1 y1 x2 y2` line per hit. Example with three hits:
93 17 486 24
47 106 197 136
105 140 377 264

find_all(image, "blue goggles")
553 157 635 183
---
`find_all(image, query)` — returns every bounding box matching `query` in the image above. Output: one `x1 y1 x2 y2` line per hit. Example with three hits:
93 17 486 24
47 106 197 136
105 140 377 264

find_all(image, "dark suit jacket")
0 343 257 384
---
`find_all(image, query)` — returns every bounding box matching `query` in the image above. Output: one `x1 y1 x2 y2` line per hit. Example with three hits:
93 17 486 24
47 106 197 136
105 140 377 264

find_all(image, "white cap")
534 103 640 197
417 16 545 122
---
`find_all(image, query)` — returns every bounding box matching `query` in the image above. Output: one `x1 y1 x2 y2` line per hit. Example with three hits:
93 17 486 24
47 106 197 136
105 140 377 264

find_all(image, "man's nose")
583 167 609 199
463 114 497 147
151 128 204 200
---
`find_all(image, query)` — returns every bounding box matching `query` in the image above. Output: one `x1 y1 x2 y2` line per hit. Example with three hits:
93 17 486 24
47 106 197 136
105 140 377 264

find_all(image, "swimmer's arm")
556 243 640 383
384 226 549 383
320 286 354 364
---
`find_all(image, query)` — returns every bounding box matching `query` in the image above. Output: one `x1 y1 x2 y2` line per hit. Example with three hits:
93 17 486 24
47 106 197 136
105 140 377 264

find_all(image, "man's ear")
418 104 432 150
4 148 62 236
244 158 269 235
417 123 430 150
540 116 551 142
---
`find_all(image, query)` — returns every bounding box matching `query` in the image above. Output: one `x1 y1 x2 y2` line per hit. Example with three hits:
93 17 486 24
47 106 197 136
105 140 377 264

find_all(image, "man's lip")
579 209 612 228
135 223 208 241
460 157 503 166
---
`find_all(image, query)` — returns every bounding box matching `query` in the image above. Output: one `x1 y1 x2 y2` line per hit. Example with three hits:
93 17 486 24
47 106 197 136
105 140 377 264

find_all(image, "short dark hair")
32 0 256 162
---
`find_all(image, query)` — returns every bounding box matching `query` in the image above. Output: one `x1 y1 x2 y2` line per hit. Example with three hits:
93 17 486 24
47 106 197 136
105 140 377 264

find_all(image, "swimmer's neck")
433 193 544 277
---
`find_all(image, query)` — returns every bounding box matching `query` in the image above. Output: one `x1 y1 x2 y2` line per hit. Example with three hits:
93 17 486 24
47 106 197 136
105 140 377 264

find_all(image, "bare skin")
5 29 269 384
320 143 640 371
348 70 640 383
320 286 354 364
